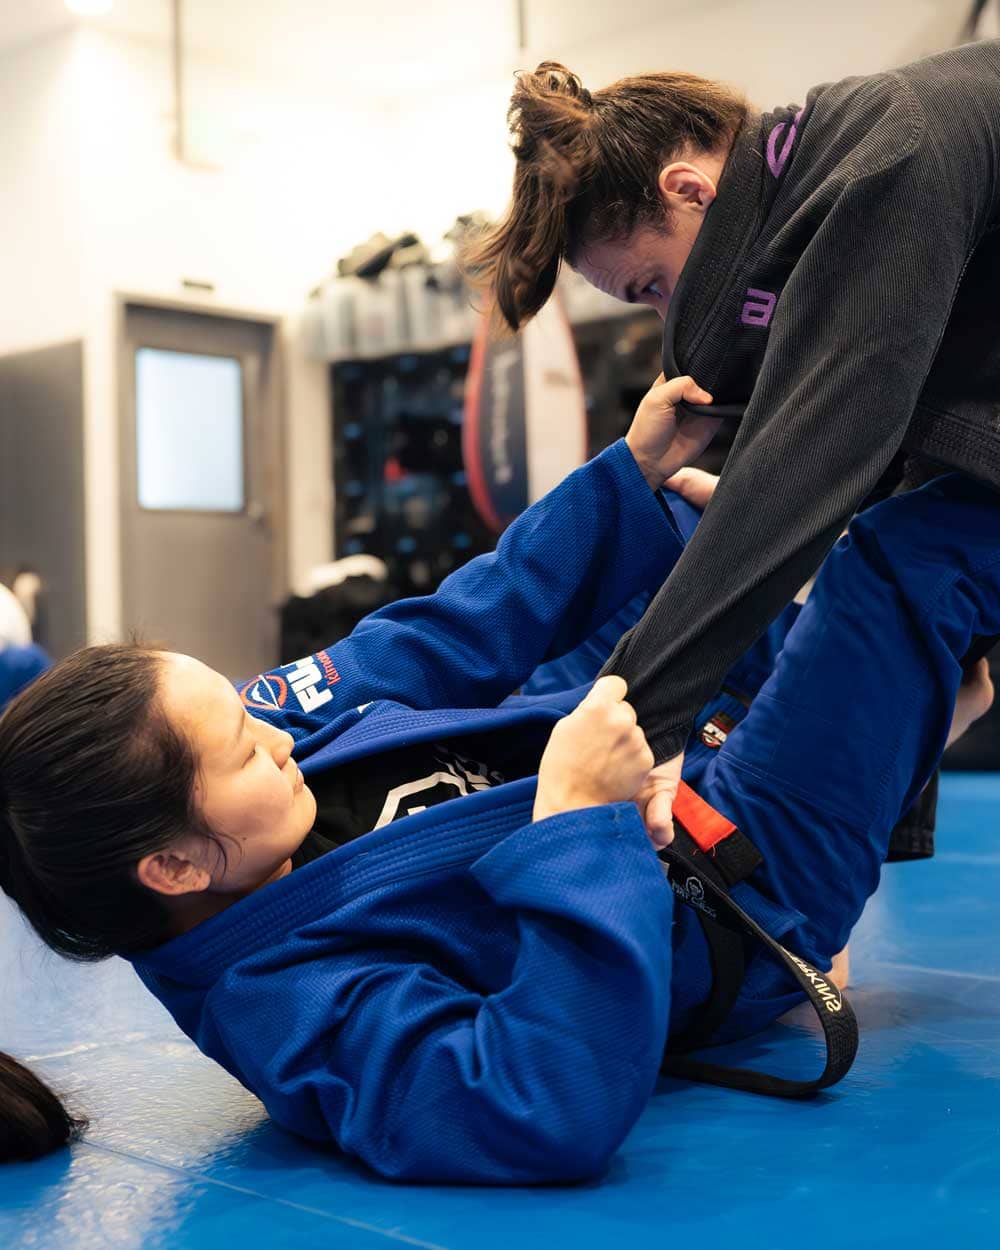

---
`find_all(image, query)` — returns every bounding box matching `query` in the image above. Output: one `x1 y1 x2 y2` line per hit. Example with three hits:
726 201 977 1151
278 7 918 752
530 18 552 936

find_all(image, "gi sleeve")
206 803 673 1184
523 491 704 697
239 439 684 735
604 108 987 760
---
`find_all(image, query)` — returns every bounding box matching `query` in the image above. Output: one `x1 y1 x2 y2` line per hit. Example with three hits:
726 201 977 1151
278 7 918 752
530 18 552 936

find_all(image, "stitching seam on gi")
712 753 872 851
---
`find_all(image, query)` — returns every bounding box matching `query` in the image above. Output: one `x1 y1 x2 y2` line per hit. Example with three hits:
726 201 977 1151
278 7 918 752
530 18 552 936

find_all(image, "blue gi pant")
697 472 1000 968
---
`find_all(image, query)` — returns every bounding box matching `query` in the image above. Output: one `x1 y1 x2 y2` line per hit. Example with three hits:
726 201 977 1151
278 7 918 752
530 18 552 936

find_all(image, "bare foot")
829 944 850 991
946 657 995 747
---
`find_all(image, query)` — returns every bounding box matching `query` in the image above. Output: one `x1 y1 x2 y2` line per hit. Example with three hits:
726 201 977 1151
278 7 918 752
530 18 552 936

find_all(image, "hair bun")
509 61 599 171
531 61 593 109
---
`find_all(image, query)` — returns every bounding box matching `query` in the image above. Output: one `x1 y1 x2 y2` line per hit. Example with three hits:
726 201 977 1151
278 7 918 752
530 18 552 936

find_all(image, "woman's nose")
271 730 294 769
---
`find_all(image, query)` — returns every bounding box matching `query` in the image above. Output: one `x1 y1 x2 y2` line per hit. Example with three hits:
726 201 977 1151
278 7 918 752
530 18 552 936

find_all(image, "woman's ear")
656 161 718 212
137 842 212 897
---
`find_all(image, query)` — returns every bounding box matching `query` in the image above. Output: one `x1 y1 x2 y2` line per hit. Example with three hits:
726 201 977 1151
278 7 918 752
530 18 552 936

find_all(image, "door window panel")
135 348 244 511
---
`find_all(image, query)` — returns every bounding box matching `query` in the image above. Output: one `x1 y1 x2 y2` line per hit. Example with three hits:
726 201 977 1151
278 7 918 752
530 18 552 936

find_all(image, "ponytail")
0 803 87 1161
463 62 600 334
462 60 747 332
0 1051 86 1163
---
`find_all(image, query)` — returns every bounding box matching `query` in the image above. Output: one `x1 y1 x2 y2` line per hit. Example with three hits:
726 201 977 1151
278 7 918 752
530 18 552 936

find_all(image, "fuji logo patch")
286 651 340 713
241 673 288 711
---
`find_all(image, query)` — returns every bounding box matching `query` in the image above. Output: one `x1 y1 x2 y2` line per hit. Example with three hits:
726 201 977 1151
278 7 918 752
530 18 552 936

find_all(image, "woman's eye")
643 281 662 299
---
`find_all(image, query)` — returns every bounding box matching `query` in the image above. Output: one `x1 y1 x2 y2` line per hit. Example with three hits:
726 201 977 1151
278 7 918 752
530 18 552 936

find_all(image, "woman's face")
572 153 726 320
573 224 687 321
155 652 317 895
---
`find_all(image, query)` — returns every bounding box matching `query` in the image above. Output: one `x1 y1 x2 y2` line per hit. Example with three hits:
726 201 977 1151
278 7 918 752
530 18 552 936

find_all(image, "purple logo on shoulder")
741 289 777 327
766 108 804 178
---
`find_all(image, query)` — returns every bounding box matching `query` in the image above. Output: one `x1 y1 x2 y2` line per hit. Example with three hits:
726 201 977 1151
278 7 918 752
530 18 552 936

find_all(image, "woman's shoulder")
802 65 923 182
806 41 1000 184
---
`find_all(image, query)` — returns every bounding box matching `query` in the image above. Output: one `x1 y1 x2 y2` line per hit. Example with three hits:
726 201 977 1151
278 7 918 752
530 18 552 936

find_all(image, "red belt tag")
674 781 736 853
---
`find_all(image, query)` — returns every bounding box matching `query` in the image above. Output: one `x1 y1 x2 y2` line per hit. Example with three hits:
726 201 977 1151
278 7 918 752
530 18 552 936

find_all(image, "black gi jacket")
604 39 1000 760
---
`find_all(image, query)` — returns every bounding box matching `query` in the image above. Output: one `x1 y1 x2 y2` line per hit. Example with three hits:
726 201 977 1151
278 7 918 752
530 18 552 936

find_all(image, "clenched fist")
533 676 655 823
625 374 719 491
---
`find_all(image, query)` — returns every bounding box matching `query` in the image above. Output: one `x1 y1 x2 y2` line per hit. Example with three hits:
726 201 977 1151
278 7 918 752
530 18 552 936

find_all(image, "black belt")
659 790 859 1098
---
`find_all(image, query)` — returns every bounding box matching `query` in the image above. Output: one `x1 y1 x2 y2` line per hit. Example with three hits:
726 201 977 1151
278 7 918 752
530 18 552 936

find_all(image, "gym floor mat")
2 772 997 1249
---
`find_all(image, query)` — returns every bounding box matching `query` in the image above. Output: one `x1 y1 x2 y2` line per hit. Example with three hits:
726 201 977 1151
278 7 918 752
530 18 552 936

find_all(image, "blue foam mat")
2 774 998 1249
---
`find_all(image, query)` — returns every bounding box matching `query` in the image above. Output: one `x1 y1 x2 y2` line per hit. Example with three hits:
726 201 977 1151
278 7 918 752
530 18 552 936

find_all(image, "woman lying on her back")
0 376 996 1182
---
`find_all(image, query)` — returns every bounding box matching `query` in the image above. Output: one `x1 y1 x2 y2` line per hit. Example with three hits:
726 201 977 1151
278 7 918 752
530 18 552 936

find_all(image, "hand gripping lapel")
660 782 859 1097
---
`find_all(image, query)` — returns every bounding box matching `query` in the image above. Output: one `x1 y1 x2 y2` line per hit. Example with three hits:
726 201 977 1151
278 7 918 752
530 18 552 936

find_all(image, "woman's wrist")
624 435 663 491
532 791 602 823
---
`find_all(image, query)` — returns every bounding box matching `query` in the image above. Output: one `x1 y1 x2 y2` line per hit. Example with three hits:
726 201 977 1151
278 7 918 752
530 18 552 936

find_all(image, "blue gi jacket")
0 643 50 712
131 441 805 1184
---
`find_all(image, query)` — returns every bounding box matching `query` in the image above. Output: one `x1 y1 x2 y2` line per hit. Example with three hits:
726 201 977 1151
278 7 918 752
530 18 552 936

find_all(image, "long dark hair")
0 644 219 1162
463 61 748 332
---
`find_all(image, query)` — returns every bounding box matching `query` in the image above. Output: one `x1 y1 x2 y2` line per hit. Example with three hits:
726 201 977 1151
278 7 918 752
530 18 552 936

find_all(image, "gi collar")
660 103 805 419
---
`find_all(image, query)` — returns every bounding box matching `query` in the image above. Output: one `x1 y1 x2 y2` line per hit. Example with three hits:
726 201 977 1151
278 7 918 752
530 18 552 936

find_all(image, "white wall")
373 79 515 245
0 1 985 643
525 0 974 100
0 34 86 354
380 0 977 244
0 24 407 643
73 29 394 314
54 27 397 640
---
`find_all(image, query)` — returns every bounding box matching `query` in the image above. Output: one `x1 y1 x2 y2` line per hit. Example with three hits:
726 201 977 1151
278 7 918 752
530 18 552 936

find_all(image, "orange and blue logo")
240 673 289 711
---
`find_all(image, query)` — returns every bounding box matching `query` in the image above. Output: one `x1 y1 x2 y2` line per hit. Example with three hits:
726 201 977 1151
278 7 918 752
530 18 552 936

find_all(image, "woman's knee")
851 473 1000 575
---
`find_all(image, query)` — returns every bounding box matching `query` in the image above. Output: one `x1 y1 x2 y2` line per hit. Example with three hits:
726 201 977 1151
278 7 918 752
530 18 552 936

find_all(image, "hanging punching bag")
463 294 587 534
